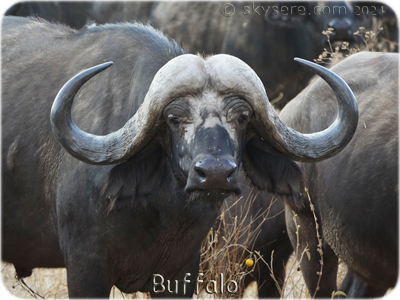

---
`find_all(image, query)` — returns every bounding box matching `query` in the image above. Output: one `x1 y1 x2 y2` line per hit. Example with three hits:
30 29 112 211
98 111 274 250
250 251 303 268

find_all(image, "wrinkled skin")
280 52 399 298
2 17 309 298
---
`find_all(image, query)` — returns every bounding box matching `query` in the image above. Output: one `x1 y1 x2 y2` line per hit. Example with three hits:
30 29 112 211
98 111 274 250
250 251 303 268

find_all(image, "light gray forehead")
154 54 265 97
204 54 265 95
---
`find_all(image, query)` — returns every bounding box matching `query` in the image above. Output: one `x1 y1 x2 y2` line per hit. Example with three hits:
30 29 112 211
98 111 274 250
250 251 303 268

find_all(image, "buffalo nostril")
227 169 236 182
226 162 237 179
187 158 240 193
194 158 237 182
194 166 207 182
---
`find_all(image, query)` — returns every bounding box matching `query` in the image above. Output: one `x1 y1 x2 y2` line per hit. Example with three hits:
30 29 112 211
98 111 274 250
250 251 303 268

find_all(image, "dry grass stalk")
197 190 289 298
305 188 324 298
314 25 389 66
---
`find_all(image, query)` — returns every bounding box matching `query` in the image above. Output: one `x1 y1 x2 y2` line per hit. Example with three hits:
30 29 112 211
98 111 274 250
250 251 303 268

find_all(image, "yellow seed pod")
246 259 254 267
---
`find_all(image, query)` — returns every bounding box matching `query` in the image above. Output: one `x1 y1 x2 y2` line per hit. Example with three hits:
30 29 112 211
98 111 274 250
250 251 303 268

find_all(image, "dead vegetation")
314 21 398 67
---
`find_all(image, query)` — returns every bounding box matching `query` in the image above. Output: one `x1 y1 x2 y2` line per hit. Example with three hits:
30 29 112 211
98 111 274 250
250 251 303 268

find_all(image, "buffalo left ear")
243 141 305 211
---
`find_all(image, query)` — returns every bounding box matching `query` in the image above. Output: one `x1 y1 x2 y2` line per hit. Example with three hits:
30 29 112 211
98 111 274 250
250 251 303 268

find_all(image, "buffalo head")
51 54 358 201
266 0 376 45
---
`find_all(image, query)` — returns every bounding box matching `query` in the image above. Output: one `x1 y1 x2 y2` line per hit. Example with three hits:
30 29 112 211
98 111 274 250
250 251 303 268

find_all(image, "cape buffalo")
280 52 398 297
2 16 358 297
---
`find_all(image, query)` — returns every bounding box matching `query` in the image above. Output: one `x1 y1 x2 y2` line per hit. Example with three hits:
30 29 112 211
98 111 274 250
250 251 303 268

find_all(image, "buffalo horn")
50 55 207 164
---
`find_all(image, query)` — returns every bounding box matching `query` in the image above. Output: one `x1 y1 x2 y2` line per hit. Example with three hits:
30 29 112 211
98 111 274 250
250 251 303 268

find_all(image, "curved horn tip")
294 57 318 68
76 61 113 79
294 57 354 88
96 61 113 70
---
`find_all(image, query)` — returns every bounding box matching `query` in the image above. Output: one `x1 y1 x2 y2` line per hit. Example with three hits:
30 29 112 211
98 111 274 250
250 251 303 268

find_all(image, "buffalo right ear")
265 0 310 28
243 141 306 211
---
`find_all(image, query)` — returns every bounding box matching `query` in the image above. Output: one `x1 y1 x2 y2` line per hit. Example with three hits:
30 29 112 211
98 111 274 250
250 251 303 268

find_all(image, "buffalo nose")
194 158 237 183
186 158 240 193
328 18 353 42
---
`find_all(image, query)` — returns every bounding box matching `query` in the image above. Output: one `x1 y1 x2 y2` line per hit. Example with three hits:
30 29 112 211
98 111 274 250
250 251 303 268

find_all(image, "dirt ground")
1 255 350 299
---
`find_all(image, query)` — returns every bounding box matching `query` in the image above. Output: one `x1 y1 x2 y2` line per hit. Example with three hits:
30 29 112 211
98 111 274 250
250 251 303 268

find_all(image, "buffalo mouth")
187 188 238 196
186 187 240 195
186 189 236 206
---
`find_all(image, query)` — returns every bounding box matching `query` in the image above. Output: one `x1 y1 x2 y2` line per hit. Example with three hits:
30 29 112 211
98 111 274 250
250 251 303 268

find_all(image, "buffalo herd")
5 1 399 110
2 1 399 299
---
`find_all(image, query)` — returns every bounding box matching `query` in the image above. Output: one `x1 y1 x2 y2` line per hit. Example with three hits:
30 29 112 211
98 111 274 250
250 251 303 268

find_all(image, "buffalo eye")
238 111 249 125
168 114 180 127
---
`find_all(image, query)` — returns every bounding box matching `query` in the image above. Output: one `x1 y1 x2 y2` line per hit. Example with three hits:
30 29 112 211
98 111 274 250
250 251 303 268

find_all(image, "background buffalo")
281 51 398 298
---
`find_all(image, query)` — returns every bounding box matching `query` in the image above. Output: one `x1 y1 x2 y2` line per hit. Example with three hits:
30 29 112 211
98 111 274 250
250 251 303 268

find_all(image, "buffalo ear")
101 141 166 211
243 141 305 211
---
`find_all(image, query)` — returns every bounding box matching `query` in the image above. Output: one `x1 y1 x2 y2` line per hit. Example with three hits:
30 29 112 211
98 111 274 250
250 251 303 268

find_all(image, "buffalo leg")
66 256 111 298
150 253 200 298
286 207 338 298
338 269 388 298
250 231 293 298
14 265 33 278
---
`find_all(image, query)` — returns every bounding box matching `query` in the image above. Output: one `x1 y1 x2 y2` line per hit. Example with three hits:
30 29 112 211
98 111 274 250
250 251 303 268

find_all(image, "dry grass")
1 263 151 299
314 21 397 67
197 191 279 298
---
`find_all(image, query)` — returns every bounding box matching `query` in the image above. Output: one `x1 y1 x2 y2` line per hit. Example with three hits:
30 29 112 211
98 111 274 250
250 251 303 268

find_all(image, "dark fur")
244 142 304 211
101 142 166 212
5 1 94 28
